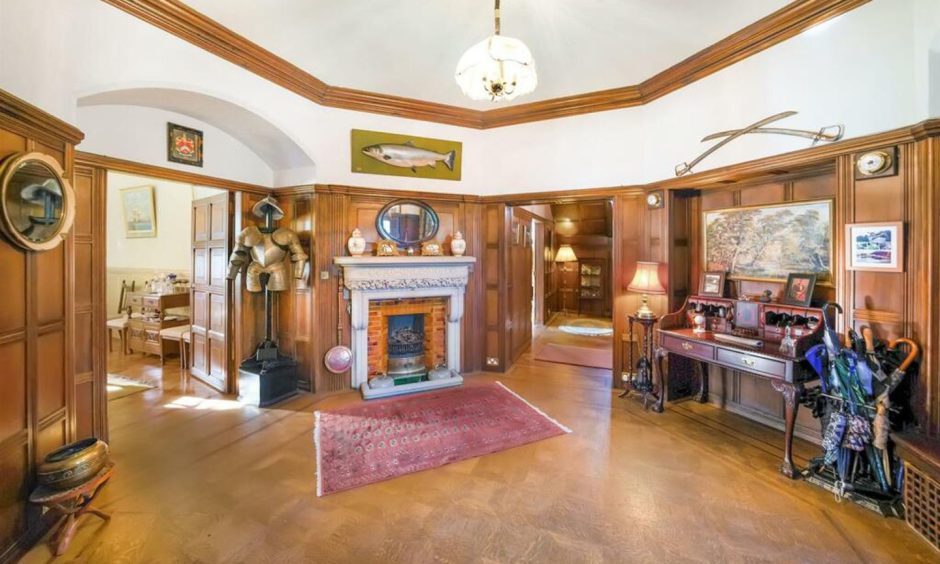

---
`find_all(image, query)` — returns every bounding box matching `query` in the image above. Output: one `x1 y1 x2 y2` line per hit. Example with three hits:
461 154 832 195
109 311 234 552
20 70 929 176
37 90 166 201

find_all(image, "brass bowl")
37 438 109 490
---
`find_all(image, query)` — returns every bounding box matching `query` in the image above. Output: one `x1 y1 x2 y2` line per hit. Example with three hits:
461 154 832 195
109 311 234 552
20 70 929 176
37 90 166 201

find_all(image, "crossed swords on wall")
675 110 844 177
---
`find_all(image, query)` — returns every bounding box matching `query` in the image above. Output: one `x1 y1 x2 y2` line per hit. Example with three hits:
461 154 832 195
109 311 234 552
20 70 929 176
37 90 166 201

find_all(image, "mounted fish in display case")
351 129 462 181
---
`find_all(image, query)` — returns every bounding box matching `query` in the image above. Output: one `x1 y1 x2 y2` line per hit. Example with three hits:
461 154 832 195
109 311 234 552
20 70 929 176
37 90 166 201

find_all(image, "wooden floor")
21 347 938 563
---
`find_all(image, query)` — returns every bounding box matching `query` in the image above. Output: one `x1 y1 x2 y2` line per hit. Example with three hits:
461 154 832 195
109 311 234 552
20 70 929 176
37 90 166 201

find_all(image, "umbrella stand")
801 306 918 518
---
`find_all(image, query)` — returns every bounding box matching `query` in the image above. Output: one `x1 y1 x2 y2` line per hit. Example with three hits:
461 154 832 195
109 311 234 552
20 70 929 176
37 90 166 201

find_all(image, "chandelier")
455 0 537 102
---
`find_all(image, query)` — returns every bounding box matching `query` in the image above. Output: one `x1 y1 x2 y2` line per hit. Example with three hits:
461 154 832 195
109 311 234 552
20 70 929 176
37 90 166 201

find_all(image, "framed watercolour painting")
699 271 726 297
120 185 156 238
845 221 904 272
703 200 832 282
351 129 462 181
782 273 817 307
167 122 204 167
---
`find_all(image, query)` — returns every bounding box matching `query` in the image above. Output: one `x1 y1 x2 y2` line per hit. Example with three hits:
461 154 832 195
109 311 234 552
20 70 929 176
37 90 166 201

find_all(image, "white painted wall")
81 105 274 187
106 171 193 273
1 0 938 194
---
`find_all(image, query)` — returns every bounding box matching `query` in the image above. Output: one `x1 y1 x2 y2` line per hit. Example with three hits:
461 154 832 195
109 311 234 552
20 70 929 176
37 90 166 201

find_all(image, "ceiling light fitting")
455 0 537 102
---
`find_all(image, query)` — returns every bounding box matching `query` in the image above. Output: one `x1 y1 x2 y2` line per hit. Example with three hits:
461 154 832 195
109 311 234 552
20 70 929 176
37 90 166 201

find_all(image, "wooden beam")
99 0 868 129
75 151 272 195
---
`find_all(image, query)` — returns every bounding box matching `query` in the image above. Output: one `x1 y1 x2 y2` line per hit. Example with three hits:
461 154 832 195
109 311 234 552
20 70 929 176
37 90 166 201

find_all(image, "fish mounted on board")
362 141 456 173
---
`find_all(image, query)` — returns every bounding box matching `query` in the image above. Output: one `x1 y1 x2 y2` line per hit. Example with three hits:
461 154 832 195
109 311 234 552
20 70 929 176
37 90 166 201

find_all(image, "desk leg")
771 380 800 479
652 348 667 413
694 361 709 403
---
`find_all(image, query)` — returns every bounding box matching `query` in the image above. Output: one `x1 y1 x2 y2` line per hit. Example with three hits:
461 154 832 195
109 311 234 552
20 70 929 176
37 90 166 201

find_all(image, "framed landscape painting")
120 185 156 238
846 221 904 272
703 200 832 282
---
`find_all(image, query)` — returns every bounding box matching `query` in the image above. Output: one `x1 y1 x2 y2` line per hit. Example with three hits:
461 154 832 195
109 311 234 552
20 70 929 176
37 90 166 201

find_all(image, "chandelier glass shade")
455 1 537 102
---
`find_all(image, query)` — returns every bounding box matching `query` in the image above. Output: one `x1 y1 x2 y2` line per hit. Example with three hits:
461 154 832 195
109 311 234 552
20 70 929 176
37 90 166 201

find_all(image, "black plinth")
238 355 298 408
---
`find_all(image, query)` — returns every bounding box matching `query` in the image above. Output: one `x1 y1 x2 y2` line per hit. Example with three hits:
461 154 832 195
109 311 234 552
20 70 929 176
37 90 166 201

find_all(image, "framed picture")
167 122 204 167
351 129 462 181
120 185 156 238
703 200 832 282
699 271 726 297
845 221 904 272
782 273 817 307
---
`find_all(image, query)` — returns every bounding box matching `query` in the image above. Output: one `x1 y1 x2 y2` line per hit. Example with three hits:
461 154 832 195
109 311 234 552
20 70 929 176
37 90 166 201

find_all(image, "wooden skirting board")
100 0 868 129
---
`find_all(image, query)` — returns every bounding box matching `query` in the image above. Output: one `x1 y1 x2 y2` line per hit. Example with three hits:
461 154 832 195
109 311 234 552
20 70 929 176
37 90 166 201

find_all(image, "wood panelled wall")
273 186 487 391
0 93 103 560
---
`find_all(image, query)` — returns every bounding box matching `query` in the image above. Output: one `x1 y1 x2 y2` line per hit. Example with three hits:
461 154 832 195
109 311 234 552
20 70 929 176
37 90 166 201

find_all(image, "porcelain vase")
450 231 467 256
347 228 366 256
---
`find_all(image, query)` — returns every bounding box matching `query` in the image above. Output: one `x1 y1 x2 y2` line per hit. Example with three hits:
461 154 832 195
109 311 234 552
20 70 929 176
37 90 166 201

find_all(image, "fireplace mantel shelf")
334 256 476 266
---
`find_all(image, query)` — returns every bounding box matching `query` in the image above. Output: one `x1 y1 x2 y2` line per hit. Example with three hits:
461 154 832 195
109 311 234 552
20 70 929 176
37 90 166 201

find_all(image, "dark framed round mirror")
0 152 75 252
375 199 439 246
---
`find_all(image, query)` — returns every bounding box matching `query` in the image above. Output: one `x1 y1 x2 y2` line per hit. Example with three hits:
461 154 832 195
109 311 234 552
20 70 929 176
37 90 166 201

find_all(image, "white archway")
77 86 317 187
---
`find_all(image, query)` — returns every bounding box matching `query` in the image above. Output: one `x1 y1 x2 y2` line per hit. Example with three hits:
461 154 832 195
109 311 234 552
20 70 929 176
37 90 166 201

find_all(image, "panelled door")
508 208 534 362
191 193 232 392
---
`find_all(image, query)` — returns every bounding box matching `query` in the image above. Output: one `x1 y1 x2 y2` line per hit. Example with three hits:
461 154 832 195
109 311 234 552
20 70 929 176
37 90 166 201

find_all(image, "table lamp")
628 261 665 319
555 244 578 314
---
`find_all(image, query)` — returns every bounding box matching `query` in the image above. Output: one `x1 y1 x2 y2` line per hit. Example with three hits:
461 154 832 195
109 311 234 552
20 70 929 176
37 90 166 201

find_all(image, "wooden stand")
29 463 114 556
618 314 660 411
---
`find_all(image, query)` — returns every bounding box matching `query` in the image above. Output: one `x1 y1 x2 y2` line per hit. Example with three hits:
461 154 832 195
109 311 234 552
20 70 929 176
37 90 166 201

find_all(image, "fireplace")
367 296 447 381
334 255 475 398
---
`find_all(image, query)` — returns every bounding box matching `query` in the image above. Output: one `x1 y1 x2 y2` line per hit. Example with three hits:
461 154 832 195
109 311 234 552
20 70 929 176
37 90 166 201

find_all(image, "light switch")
320 270 330 280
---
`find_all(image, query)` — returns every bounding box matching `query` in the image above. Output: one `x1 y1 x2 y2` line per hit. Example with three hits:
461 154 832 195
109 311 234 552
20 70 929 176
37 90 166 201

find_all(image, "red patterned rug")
314 382 570 496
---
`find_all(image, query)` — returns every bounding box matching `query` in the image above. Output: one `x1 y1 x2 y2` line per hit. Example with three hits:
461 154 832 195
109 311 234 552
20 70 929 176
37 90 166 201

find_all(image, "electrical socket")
486 357 499 367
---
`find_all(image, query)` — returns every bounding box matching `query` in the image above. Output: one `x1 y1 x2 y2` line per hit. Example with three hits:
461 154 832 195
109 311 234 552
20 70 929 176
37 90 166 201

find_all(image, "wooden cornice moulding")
0 88 84 145
100 0 867 129
75 151 272 195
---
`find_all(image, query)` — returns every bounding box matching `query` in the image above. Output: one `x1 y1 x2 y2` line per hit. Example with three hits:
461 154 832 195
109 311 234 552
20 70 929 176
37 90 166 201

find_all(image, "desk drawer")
716 348 786 378
662 334 715 361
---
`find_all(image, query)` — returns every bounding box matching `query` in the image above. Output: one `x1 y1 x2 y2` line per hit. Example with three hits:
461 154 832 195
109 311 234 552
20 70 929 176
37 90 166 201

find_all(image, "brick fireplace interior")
367 297 447 379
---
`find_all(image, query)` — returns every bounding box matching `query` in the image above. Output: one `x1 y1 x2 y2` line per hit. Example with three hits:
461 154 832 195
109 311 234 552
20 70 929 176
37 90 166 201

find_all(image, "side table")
29 462 114 556
618 314 661 410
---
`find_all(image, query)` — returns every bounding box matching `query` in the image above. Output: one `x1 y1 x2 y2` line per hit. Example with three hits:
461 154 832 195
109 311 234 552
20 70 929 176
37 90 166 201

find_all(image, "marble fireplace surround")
334 256 476 391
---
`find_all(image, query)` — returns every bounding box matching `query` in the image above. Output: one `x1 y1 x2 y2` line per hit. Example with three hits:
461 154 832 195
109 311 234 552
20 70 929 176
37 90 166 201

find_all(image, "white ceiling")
181 0 791 109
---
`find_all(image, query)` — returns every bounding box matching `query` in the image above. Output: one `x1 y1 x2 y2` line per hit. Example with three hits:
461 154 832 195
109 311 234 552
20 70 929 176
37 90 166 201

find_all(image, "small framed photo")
782 273 817 307
699 271 726 297
845 221 904 272
167 122 204 167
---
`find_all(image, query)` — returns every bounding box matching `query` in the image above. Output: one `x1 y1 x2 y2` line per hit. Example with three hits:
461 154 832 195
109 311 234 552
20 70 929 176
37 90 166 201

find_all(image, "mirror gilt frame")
0 151 76 252
375 199 440 246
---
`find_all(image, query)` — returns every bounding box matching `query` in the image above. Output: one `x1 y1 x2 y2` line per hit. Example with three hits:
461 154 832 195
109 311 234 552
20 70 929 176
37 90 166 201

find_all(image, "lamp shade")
554 244 578 263
455 35 537 102
627 262 665 294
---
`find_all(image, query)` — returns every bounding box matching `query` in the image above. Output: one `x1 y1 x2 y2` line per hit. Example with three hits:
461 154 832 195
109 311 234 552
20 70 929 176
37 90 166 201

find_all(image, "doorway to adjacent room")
509 200 614 370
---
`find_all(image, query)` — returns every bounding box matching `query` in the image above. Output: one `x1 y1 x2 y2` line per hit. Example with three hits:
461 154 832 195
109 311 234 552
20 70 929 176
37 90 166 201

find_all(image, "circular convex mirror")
0 152 75 252
375 199 439 246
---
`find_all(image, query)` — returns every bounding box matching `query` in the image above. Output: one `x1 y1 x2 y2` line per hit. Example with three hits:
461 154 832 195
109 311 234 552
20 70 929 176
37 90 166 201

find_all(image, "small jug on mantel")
347 228 366 257
450 231 467 256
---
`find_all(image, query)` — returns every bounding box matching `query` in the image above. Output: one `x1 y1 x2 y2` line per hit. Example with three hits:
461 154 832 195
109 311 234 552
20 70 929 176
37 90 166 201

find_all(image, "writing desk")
655 324 822 479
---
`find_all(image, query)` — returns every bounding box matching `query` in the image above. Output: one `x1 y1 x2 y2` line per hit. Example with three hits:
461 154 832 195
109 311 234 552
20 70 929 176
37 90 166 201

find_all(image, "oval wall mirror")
0 152 75 252
375 199 439 246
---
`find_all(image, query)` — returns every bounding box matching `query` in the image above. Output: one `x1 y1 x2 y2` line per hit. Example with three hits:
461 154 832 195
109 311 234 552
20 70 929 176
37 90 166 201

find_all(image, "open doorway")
104 170 230 403
521 200 614 370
